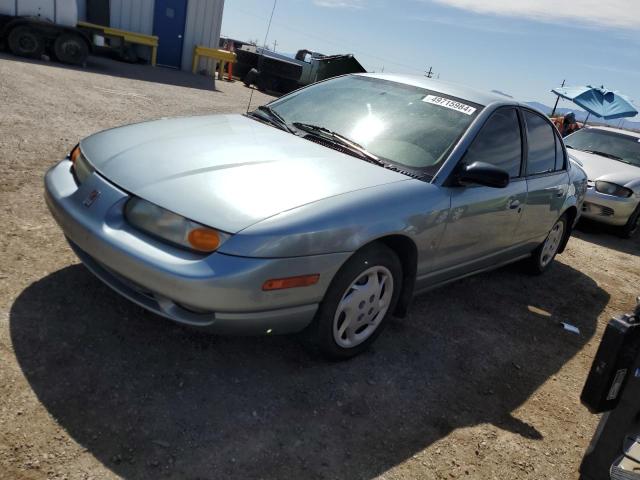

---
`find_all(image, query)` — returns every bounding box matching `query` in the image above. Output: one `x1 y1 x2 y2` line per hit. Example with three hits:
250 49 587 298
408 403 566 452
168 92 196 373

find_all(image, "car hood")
80 114 410 233
568 149 640 189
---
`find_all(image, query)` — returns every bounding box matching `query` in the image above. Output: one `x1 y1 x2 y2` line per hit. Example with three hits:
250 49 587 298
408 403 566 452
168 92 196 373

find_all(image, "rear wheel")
618 205 640 239
53 33 89 65
8 26 44 59
526 215 567 274
305 244 402 360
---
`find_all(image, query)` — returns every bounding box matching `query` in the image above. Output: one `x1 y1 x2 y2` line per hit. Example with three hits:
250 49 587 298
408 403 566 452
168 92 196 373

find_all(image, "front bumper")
44 160 350 334
581 182 639 226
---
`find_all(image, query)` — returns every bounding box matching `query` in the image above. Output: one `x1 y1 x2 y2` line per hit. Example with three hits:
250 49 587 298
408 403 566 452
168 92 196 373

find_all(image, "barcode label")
422 95 477 115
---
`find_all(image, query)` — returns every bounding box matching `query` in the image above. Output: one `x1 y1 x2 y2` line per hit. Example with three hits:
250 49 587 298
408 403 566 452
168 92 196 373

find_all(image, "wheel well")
58 28 92 47
372 235 417 318
558 206 578 254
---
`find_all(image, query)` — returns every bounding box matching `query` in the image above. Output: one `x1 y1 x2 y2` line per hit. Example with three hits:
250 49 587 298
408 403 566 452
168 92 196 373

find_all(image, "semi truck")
0 0 91 65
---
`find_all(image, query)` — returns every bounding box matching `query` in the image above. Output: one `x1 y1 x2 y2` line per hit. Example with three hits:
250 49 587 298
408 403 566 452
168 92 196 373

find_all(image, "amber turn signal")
187 228 221 252
69 145 81 163
262 274 320 291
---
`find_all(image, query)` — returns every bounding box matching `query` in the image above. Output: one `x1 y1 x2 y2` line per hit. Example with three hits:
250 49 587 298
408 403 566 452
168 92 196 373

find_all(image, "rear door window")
463 108 522 178
524 111 556 175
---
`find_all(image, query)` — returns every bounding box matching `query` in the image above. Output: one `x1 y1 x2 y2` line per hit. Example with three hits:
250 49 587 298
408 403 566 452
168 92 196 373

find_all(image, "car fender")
218 179 450 261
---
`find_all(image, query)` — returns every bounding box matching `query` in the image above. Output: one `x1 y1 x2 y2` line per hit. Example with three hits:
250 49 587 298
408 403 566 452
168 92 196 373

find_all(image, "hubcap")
63 41 80 57
333 266 394 348
19 35 36 52
540 221 564 267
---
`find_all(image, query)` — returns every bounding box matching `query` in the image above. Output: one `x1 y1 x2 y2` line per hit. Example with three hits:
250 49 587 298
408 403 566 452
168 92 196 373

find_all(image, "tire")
243 68 259 87
121 45 139 63
256 73 271 92
305 243 402 360
7 26 44 59
526 214 568 274
618 205 640 239
53 33 89 66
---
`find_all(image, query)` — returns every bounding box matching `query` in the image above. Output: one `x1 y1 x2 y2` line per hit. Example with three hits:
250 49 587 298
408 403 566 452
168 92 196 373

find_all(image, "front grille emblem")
83 190 101 208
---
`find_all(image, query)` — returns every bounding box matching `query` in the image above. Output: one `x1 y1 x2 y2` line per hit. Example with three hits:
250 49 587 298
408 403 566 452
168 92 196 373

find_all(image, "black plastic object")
457 162 510 188
581 306 640 414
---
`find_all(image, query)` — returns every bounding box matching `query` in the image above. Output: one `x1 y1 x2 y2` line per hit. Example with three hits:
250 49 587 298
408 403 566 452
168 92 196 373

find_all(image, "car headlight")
68 144 94 184
595 181 633 198
124 197 230 253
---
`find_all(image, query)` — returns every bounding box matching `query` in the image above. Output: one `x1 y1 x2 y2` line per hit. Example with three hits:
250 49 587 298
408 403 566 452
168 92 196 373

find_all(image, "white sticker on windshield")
422 95 477 115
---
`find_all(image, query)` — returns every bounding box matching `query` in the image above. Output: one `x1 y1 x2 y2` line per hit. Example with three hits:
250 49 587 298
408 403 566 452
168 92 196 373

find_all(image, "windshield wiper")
292 122 383 164
582 150 624 161
250 105 294 133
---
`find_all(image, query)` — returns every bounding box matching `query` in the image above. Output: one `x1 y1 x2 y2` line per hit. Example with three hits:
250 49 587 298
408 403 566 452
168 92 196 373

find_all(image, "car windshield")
266 75 482 175
565 128 640 167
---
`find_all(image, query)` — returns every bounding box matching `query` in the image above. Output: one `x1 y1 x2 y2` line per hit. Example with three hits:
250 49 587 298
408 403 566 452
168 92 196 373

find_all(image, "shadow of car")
575 219 640 257
9 258 607 479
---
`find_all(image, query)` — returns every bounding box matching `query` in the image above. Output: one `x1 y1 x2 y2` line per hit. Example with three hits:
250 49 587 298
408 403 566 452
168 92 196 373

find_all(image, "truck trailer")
0 0 91 65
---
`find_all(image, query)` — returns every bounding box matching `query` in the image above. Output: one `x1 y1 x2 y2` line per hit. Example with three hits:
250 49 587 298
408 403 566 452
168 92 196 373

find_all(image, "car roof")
585 125 640 139
358 73 517 107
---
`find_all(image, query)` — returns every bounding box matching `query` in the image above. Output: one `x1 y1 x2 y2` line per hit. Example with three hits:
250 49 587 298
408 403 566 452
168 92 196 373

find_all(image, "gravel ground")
1 53 639 480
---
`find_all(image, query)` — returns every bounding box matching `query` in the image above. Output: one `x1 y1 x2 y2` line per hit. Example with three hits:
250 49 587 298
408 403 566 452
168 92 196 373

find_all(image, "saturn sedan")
564 126 640 238
45 74 587 359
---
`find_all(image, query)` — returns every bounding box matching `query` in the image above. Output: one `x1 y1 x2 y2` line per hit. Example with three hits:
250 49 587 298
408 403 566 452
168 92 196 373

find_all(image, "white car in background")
565 126 640 238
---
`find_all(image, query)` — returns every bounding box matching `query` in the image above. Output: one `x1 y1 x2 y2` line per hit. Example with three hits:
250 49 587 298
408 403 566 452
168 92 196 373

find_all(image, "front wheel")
306 244 402 360
8 26 44 59
526 215 567 274
618 205 640 239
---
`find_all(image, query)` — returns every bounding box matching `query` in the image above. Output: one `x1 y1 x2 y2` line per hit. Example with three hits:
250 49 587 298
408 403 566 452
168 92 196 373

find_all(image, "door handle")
508 199 521 209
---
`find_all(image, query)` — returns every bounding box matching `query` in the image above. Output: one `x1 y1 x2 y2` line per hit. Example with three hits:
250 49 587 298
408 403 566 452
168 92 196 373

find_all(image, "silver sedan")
565 126 640 238
45 74 586 358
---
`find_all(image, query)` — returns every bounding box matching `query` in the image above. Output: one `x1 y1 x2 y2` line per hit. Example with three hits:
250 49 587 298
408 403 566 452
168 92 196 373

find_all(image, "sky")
220 0 640 119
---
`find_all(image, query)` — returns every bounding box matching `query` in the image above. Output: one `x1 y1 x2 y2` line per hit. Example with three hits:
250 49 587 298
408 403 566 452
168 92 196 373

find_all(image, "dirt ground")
1 53 639 480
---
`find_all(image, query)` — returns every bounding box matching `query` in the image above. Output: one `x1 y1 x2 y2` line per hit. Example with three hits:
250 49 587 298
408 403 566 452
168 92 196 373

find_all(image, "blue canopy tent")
550 85 638 125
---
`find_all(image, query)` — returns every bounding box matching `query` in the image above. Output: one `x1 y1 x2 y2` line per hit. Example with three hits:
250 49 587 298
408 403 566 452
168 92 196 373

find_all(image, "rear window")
524 111 556 175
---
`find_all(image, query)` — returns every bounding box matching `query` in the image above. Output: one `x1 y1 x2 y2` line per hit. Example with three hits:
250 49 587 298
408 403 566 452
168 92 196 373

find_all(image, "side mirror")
456 161 510 188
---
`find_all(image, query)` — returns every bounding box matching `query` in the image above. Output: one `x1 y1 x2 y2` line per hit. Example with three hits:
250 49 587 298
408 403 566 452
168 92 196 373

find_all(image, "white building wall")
109 0 155 35
181 0 224 73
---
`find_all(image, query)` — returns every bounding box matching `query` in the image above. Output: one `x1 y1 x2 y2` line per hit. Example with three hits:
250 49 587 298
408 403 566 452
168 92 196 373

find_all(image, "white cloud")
314 0 366 8
431 0 640 30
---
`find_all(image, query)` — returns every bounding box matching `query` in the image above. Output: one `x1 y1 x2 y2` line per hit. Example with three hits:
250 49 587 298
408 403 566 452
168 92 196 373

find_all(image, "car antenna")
246 0 278 114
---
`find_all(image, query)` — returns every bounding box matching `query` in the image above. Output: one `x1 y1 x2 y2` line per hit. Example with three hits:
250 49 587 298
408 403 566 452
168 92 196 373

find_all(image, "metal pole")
583 112 591 127
246 0 277 114
551 79 565 117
